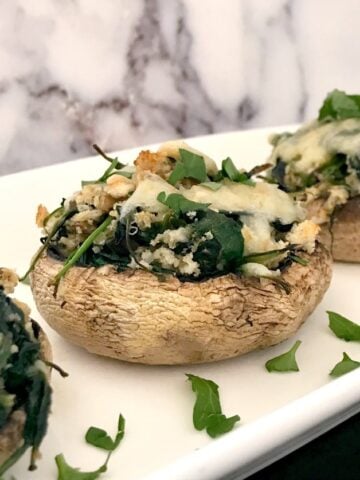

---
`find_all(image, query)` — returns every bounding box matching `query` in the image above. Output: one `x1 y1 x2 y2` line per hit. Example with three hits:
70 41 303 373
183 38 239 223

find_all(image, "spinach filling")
0 289 51 474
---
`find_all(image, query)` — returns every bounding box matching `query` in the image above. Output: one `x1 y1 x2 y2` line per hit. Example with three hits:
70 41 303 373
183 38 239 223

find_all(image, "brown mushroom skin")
0 322 51 467
329 195 360 263
31 243 331 365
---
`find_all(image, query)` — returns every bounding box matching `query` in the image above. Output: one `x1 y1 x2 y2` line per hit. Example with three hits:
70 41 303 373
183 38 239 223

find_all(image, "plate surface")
1 126 359 480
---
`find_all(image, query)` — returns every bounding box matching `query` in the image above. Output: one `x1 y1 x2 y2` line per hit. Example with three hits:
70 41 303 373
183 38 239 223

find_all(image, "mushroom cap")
330 195 360 262
0 321 51 467
31 243 332 365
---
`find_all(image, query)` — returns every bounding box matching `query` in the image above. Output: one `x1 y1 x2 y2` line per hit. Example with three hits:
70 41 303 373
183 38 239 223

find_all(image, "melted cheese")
120 174 177 219
270 118 360 173
184 181 303 224
121 174 302 224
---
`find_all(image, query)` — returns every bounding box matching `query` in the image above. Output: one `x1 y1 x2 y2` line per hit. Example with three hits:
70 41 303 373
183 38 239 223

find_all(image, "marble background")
1 0 360 175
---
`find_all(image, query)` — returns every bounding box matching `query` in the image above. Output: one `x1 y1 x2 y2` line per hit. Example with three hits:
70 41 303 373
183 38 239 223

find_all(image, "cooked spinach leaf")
186 374 240 438
327 311 360 341
265 340 301 372
168 149 207 185
0 290 52 474
318 90 360 121
329 352 360 378
317 154 348 184
270 159 288 191
192 210 244 268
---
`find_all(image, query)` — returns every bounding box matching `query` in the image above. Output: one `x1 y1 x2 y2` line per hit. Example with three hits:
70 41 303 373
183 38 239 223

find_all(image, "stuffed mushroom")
0 268 51 475
30 142 331 365
267 89 360 262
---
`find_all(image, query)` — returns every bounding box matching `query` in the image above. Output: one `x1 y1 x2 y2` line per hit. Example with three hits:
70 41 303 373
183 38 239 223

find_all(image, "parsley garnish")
55 413 125 480
318 90 360 121
265 340 301 372
157 192 209 215
329 352 360 378
327 311 360 342
168 149 207 185
55 455 106 480
186 374 240 438
85 414 125 452
221 157 255 185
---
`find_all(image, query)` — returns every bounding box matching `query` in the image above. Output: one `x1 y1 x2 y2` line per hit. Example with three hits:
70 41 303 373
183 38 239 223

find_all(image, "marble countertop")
1 0 360 175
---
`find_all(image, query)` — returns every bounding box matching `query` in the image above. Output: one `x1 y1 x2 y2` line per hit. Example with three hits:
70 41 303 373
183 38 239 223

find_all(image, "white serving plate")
1 126 359 480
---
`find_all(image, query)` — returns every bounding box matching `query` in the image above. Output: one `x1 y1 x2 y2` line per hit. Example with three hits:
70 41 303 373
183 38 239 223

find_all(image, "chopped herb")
327 311 360 342
221 157 255 186
168 149 207 185
85 414 125 452
55 454 106 480
186 374 240 438
329 353 360 378
265 340 302 372
55 412 125 480
157 192 209 215
318 90 360 121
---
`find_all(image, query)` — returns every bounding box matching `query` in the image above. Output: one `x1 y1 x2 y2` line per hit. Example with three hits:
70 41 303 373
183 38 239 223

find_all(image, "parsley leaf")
85 414 125 452
265 340 301 372
168 149 207 185
186 374 240 438
221 157 255 185
55 413 125 480
157 192 209 215
327 311 360 342
329 352 360 378
192 210 244 267
55 454 106 480
318 90 360 121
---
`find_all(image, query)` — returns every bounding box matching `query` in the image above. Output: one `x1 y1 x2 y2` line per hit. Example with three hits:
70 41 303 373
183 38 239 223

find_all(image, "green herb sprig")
55 413 125 480
318 90 360 121
327 311 360 342
54 216 112 288
168 149 207 185
20 208 76 283
329 353 360 378
186 374 240 438
265 340 302 372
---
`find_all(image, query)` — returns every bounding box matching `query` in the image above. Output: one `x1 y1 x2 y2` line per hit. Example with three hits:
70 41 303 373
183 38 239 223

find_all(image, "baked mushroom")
30 142 332 365
0 268 52 475
267 89 360 262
